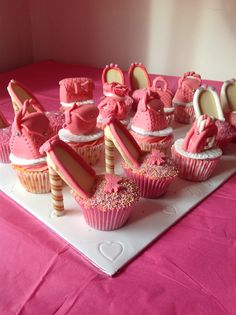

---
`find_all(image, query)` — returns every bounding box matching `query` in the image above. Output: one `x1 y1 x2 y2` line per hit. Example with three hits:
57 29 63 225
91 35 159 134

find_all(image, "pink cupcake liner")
172 149 220 181
137 137 173 154
0 144 11 163
174 105 195 124
123 166 175 198
13 167 51 193
76 201 135 230
71 142 104 165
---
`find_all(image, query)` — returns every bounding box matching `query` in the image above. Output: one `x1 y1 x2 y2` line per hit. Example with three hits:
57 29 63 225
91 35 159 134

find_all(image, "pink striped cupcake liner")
174 105 195 124
77 203 135 230
71 142 104 165
138 137 173 154
172 149 220 181
0 144 11 163
13 167 51 193
123 166 175 198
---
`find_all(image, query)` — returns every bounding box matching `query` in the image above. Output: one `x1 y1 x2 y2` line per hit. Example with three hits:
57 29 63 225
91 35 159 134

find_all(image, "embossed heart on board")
162 206 177 216
98 242 124 262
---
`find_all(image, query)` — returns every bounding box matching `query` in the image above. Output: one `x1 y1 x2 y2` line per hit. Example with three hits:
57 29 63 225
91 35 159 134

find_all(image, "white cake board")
0 123 236 276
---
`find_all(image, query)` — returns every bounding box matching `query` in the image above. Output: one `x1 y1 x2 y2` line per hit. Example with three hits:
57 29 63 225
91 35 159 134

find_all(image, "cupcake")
130 91 173 153
9 101 52 193
0 111 11 163
122 149 178 198
172 115 222 181
173 71 201 124
59 77 95 111
75 174 140 230
58 104 104 165
97 82 132 128
7 79 64 136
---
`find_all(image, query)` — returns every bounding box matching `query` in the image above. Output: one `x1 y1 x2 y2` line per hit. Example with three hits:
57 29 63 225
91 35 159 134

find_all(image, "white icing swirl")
131 125 173 137
60 99 94 107
10 153 47 166
174 138 222 160
58 128 104 143
164 107 174 113
97 115 130 126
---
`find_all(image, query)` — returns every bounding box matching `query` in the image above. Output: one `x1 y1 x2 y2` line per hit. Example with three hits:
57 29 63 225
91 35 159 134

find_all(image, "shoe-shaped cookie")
10 99 51 160
220 79 236 114
7 79 44 113
129 62 151 91
102 63 125 85
193 85 224 121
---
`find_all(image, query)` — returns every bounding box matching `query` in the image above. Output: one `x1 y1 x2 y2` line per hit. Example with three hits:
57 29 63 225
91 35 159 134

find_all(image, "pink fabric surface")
0 61 236 314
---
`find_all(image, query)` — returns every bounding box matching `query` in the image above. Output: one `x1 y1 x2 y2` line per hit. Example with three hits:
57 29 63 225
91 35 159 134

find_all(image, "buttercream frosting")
174 139 222 160
58 128 104 143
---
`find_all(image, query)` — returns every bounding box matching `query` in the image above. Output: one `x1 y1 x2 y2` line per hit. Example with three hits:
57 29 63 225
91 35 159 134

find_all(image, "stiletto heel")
40 135 140 230
48 166 64 216
102 63 125 85
104 118 178 198
105 136 115 174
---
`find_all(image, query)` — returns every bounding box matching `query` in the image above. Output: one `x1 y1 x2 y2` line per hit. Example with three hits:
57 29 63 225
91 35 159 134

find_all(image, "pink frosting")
182 115 217 153
63 104 99 135
59 78 95 103
10 100 52 160
132 91 168 131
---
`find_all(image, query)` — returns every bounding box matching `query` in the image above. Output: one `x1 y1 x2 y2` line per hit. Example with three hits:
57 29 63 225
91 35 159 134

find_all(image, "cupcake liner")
174 105 195 124
172 149 220 181
137 137 173 154
70 142 104 165
76 201 135 230
122 165 175 198
0 144 11 163
13 166 51 193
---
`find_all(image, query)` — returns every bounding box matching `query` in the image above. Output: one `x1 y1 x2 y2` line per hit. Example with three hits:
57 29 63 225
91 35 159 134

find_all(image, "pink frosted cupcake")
58 104 104 165
97 82 132 128
130 91 173 153
0 111 11 163
75 174 140 230
172 115 222 181
173 72 201 124
59 77 95 111
9 101 52 193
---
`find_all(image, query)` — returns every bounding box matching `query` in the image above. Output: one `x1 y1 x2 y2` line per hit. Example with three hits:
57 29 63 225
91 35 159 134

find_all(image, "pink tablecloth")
0 61 236 315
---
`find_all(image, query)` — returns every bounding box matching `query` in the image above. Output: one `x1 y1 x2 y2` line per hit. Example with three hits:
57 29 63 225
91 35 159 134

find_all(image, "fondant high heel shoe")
7 80 64 134
40 135 139 230
220 79 236 135
102 63 125 85
7 80 44 113
194 85 236 150
129 62 151 91
104 118 178 198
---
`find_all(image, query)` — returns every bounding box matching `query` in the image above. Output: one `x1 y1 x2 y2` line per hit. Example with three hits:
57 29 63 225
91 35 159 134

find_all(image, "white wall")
0 0 33 72
1 0 236 81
